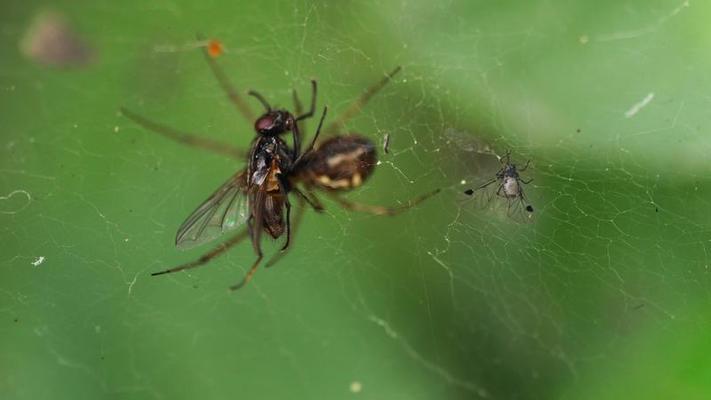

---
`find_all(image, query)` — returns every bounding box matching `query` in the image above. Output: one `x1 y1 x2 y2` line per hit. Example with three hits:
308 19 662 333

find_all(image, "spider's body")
298 135 377 191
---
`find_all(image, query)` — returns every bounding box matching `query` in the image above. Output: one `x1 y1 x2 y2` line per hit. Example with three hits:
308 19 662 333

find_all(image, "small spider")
120 36 438 290
463 151 534 222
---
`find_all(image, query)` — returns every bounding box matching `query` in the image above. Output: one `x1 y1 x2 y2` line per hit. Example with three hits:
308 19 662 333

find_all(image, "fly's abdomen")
263 194 285 238
502 177 520 198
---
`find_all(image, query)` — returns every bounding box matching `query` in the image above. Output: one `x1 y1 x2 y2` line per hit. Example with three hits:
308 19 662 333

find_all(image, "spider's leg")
295 80 317 122
290 87 308 159
294 107 328 166
323 66 401 136
197 33 255 122
229 192 266 290
292 187 325 212
150 228 249 276
247 90 272 112
292 89 304 115
289 81 318 159
292 88 307 134
120 107 245 159
229 253 263 290
326 188 440 216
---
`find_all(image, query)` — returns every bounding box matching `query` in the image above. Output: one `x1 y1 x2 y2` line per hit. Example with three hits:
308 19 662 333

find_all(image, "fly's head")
254 110 295 136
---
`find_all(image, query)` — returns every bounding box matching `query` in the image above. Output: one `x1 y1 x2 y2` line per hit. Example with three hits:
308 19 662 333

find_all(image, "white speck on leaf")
349 381 362 393
625 93 654 118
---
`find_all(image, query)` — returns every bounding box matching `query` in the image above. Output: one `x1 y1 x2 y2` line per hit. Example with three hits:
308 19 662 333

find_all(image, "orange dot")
207 39 224 58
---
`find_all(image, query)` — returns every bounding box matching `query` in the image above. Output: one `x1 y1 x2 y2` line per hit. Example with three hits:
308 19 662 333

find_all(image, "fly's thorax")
299 134 377 191
502 163 518 178
249 136 291 187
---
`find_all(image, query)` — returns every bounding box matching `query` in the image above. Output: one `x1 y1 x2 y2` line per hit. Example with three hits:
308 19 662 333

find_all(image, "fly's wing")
504 193 535 224
175 172 250 249
464 177 499 210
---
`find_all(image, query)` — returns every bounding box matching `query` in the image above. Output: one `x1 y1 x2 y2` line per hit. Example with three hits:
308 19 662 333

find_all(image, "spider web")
2 1 711 399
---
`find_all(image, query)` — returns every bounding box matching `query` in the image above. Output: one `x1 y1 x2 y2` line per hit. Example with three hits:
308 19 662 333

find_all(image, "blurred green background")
2 0 711 399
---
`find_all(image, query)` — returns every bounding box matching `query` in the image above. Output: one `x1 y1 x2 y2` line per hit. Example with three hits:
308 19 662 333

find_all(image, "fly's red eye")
256 116 273 131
